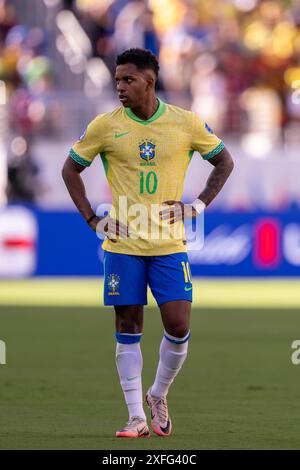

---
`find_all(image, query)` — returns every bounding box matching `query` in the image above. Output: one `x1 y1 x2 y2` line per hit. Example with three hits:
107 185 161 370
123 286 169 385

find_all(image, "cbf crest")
107 274 120 296
139 140 156 166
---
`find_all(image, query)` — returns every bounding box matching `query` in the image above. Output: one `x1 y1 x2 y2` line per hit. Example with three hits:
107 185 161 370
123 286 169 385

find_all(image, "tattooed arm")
160 146 234 223
197 146 234 207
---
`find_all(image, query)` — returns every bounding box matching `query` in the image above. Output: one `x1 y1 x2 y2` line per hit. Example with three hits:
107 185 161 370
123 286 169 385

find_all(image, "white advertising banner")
0 206 37 277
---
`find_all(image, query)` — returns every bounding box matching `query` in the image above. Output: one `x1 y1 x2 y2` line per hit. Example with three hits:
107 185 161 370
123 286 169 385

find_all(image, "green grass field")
1 298 300 449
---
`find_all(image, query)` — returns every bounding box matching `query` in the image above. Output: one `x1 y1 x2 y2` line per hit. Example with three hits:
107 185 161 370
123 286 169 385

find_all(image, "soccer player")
62 48 234 438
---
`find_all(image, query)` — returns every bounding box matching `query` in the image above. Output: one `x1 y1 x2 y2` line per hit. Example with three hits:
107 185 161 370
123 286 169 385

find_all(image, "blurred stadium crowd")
1 0 300 208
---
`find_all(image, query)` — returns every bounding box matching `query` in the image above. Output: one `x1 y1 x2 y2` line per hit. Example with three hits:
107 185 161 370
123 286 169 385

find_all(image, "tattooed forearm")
198 147 234 207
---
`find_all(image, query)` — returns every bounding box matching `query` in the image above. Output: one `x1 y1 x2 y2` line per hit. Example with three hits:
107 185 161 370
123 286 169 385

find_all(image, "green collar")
125 98 166 125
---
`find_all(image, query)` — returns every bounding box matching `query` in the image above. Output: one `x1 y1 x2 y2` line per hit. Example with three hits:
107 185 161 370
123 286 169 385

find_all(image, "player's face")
115 63 154 108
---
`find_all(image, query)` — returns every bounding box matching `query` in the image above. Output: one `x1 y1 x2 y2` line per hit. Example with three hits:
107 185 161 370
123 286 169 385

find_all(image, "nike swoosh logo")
115 131 130 139
160 420 171 433
184 286 192 292
127 376 139 381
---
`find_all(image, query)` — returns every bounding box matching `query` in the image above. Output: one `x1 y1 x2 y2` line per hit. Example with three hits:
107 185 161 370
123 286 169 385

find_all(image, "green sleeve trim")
202 141 225 160
100 152 108 177
69 148 91 167
188 150 194 160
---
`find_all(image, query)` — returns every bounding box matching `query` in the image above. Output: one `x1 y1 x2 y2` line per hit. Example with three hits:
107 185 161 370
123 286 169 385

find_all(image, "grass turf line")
1 305 300 449
1 278 300 308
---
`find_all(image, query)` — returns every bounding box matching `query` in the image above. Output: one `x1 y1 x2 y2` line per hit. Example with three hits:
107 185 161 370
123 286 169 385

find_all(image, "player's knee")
117 317 142 334
166 325 189 339
115 306 143 334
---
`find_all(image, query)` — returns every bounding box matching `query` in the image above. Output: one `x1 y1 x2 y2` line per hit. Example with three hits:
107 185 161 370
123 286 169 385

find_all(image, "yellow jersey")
70 99 224 256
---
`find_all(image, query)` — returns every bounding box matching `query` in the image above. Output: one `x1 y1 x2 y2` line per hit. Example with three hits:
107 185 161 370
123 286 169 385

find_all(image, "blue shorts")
103 251 193 306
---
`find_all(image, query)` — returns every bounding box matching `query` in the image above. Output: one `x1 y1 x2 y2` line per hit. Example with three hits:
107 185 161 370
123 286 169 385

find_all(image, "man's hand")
89 215 129 242
159 199 205 225
62 157 130 242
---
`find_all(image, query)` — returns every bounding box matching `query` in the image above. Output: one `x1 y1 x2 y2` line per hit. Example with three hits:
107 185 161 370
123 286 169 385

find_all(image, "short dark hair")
116 48 159 78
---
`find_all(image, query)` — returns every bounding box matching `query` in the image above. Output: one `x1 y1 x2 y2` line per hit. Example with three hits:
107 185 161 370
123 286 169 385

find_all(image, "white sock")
115 334 146 421
151 330 190 398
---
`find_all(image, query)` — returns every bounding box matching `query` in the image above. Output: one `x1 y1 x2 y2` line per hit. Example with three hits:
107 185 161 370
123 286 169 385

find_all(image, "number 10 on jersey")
140 171 158 194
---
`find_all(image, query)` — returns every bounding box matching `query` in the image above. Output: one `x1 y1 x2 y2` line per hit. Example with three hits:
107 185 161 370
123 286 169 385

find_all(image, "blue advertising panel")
1 205 299 277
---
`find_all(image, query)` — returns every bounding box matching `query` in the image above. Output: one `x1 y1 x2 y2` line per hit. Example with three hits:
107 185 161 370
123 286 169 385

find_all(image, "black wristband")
86 214 97 225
